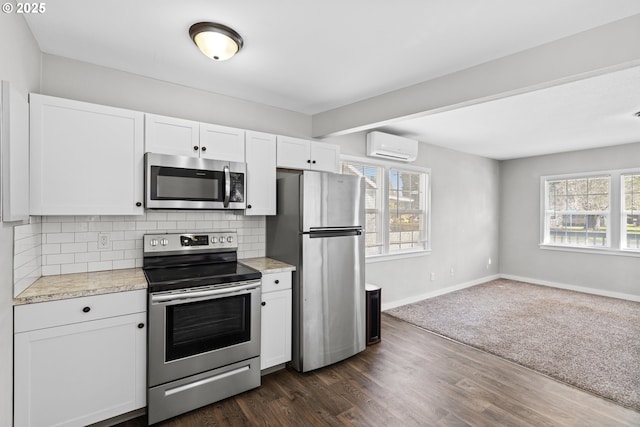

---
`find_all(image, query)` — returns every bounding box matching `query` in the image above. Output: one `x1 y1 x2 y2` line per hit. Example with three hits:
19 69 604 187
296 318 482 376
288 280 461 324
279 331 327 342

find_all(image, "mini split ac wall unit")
366 131 418 162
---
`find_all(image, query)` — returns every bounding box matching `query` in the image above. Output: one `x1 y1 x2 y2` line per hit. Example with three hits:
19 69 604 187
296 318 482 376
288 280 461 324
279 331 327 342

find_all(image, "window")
341 161 384 255
541 169 640 254
388 169 428 252
622 173 640 250
543 175 610 247
341 157 429 257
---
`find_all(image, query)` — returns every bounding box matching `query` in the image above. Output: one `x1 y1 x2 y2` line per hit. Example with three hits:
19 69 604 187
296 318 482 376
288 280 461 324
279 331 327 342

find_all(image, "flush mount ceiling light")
189 22 244 61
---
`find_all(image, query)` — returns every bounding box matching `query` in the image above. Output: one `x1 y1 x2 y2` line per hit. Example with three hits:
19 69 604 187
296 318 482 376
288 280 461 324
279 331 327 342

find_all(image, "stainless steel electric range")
143 232 262 425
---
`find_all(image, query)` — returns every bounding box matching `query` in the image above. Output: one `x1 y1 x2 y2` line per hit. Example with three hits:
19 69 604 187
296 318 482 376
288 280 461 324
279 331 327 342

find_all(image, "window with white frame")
543 175 610 247
542 169 640 253
341 157 429 257
622 173 640 250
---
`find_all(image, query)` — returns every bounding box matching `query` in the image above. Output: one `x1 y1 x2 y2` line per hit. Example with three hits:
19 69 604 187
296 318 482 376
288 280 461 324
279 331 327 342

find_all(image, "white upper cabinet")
276 136 310 170
276 136 339 173
199 123 245 162
245 131 276 216
1 81 30 222
145 114 245 162
145 114 199 157
311 141 340 172
30 94 144 216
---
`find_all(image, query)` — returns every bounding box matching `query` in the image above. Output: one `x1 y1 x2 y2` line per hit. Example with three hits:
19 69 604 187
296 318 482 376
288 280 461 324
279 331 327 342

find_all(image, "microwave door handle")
223 165 231 207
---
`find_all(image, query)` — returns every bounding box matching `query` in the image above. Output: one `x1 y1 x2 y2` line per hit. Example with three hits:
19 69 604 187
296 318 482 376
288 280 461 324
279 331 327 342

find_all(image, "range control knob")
150 239 158 247
227 236 233 243
211 236 218 244
160 238 169 246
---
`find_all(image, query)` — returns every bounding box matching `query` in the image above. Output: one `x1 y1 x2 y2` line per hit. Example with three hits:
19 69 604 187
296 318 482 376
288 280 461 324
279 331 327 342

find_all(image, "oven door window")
165 294 251 362
151 166 224 202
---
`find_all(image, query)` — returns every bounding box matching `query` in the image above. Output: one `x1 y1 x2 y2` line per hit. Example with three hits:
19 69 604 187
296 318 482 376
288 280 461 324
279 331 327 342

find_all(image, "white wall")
499 142 640 297
327 132 501 307
41 54 311 139
0 12 40 425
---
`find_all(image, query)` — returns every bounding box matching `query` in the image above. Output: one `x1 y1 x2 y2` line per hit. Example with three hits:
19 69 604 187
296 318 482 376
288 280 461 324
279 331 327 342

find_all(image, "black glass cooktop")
144 260 261 293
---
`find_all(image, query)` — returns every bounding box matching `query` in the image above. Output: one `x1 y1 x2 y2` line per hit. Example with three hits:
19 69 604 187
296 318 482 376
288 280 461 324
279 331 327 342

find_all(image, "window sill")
539 244 640 258
365 249 431 263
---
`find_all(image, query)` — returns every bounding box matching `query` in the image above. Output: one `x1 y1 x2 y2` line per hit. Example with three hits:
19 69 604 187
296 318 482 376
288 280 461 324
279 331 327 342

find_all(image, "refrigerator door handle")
308 226 363 232
306 228 363 238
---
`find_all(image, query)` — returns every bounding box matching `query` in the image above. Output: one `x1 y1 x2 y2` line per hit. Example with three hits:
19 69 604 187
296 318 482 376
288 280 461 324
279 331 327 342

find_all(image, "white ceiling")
381 65 640 160
23 1 640 160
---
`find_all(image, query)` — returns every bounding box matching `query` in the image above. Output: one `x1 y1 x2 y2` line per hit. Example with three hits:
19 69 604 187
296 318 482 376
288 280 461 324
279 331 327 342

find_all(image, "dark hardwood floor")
119 314 640 426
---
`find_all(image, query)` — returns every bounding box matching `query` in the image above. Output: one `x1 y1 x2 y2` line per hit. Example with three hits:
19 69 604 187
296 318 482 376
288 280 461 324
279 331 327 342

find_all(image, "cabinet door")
145 113 199 157
1 81 30 221
199 123 245 162
14 312 146 427
310 141 340 173
261 288 292 370
245 131 276 216
29 94 144 215
276 136 311 170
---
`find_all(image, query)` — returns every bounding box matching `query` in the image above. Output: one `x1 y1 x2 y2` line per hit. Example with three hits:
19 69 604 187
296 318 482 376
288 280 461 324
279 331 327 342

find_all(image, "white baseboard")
381 274 500 311
499 274 640 302
380 273 640 311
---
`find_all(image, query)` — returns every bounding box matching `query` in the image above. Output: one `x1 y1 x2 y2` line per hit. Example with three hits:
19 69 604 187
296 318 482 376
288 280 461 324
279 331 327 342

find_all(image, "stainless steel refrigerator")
266 170 366 372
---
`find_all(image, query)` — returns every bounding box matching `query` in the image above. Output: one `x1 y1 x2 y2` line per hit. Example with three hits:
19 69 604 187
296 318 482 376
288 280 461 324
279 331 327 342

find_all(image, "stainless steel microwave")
144 152 246 210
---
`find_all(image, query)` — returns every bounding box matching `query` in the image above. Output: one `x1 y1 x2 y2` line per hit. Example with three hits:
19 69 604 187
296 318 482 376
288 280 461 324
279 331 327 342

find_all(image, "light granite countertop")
13 258 294 306
13 268 147 306
240 257 296 274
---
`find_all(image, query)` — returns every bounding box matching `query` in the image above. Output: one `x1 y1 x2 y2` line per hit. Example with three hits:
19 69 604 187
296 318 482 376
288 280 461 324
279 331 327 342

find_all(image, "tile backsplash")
15 211 265 282
14 218 42 296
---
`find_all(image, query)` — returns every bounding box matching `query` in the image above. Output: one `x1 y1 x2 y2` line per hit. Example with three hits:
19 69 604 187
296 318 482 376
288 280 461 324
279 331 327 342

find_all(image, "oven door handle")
151 283 260 303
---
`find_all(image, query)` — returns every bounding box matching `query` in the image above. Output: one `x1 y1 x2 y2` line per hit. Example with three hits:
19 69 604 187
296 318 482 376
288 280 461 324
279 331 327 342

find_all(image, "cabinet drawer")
261 272 292 293
14 290 146 333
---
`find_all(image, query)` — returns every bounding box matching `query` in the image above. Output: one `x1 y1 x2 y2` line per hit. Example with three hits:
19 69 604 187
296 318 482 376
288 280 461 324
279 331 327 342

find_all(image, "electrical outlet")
97 232 110 250
430 272 435 281
450 267 455 276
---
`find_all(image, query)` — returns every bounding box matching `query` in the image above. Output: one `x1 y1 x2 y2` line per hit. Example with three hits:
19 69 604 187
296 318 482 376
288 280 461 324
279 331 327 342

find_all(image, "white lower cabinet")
14 290 146 427
260 272 292 370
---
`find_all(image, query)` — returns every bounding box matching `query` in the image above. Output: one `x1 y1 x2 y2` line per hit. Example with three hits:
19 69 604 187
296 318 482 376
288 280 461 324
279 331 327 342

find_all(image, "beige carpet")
385 279 640 411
